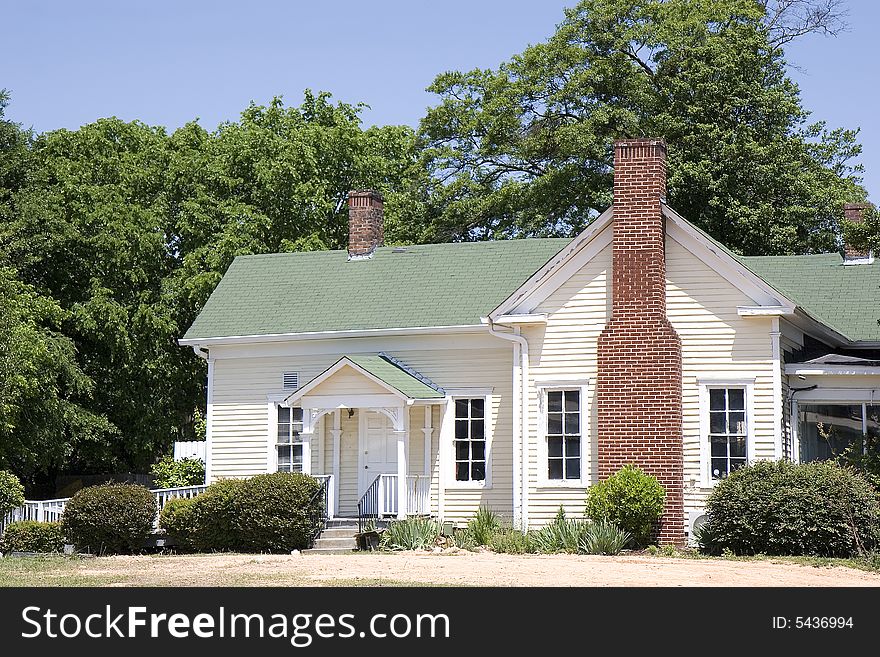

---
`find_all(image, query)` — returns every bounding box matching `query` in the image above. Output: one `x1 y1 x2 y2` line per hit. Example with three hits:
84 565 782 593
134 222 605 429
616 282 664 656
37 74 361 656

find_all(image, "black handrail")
307 477 330 548
357 474 382 534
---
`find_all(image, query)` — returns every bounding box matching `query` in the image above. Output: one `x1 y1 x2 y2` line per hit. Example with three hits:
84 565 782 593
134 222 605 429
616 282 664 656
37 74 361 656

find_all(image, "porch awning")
285 352 445 405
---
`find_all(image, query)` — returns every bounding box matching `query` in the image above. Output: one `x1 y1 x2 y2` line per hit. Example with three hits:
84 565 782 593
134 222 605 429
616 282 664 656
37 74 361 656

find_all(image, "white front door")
359 410 397 496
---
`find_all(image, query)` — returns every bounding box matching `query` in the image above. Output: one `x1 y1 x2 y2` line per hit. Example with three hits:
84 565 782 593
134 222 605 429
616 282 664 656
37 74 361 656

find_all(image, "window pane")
566 458 580 480
548 437 563 458
565 437 580 458
729 412 746 434
564 391 580 412
547 391 563 412
709 389 726 410
455 399 469 419
471 419 485 439
471 440 485 461
711 457 728 480
547 413 563 435
548 458 563 480
709 411 726 434
470 398 485 419
277 424 290 443
278 406 291 423
455 462 469 481
292 407 303 421
729 436 746 458
727 389 745 411
292 444 303 465
798 403 864 462
455 419 469 439
277 445 291 469
455 441 469 461
729 458 747 474
564 412 580 435
471 462 486 481
710 436 727 458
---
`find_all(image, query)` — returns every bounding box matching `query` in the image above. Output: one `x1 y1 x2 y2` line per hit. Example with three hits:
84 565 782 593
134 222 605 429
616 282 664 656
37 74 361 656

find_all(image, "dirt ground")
11 551 880 587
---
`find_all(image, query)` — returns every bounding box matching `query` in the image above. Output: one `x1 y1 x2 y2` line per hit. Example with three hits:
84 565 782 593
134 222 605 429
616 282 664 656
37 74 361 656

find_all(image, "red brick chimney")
347 190 384 260
843 202 872 262
596 138 684 545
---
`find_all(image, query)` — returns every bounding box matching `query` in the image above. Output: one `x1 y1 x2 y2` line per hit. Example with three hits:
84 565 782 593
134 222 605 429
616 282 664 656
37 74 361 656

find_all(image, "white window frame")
791 389 879 463
275 405 306 473
443 389 493 489
267 392 310 474
698 377 755 488
537 380 590 488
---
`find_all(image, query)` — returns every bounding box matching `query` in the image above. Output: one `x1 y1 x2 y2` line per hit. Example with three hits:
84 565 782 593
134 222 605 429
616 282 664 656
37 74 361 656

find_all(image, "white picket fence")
0 485 208 534
173 441 207 462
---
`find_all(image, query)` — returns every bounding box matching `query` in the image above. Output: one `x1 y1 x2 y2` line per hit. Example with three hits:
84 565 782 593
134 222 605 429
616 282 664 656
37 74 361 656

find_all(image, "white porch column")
331 409 342 518
396 405 408 519
422 406 432 476
301 409 316 476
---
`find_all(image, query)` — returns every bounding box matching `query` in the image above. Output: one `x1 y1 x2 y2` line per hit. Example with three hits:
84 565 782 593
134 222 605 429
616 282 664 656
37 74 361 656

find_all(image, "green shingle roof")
182 240 571 340
739 254 880 342
339 354 445 399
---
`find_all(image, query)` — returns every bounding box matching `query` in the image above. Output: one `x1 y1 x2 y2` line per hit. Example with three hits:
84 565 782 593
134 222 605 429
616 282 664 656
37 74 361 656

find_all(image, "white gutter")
178 324 486 347
484 318 529 530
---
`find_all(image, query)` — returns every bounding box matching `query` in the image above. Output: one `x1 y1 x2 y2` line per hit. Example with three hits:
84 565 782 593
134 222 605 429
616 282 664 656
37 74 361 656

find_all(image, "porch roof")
291 353 446 402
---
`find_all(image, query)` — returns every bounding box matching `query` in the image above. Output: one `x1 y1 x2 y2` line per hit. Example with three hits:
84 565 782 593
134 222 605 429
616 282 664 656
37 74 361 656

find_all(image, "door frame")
356 409 398 498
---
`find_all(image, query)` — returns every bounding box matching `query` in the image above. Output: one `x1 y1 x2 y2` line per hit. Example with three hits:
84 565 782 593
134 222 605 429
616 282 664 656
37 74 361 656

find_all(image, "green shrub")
530 507 591 553
0 470 25 517
578 520 631 555
585 465 665 547
488 527 534 554
150 455 205 489
61 483 156 554
702 460 880 558
0 521 64 554
380 517 440 550
467 506 501 546
186 478 246 552
234 472 324 552
452 527 478 551
158 497 196 550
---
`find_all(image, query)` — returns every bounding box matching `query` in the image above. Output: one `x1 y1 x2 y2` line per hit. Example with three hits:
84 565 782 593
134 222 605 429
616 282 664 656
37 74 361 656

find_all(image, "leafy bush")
489 527 534 554
380 517 440 550
531 507 590 553
61 483 156 554
452 527 478 551
150 454 205 488
0 470 25 517
703 460 880 557
467 506 501 546
158 497 196 550
0 521 64 554
158 474 324 553
585 465 665 547
234 473 324 552
578 520 631 555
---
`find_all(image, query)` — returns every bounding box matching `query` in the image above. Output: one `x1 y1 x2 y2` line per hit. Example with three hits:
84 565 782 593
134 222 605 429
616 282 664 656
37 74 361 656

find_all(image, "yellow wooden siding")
307 366 390 396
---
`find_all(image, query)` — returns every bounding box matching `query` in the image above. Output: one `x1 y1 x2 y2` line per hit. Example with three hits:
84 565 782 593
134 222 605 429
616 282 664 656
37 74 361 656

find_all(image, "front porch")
284 354 446 522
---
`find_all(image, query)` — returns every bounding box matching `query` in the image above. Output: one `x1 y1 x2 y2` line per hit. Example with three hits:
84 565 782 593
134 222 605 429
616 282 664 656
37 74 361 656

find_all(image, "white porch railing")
376 474 430 517
0 484 209 534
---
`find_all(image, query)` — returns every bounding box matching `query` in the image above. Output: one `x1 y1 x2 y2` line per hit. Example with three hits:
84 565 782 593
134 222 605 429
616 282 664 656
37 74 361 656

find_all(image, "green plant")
703 460 880 558
150 454 205 489
452 527 478 551
692 519 721 556
467 506 501 546
234 472 324 552
0 470 25 517
60 483 156 555
585 465 665 547
157 497 196 550
578 520 631 555
488 527 534 554
0 521 64 554
530 507 591 553
184 478 246 552
380 518 440 551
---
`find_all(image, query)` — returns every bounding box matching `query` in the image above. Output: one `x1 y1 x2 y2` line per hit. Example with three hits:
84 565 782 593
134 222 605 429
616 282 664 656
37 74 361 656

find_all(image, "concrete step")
319 528 359 539
312 537 358 550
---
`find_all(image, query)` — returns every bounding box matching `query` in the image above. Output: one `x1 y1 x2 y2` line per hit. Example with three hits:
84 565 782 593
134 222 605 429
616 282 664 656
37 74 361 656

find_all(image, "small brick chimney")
596 138 684 544
843 202 872 262
347 190 384 260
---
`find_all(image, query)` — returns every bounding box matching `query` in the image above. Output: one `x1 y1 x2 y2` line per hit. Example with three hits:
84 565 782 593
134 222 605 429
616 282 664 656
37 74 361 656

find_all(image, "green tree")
418 0 867 254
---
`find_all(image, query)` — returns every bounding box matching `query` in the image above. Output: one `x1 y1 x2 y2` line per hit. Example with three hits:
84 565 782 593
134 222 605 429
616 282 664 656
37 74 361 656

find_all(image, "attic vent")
282 372 299 390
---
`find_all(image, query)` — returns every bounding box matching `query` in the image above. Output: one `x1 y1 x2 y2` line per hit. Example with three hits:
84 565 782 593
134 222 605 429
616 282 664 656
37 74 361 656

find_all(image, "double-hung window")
546 390 581 481
708 387 747 480
276 406 305 473
454 398 486 482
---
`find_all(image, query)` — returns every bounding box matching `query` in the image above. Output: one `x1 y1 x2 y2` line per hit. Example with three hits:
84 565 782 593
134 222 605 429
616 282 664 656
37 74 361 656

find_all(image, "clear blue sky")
1 0 877 199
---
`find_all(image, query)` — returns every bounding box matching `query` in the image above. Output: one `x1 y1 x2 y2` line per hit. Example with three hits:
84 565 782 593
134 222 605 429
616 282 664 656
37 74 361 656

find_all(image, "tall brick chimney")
596 138 684 544
843 202 872 262
347 190 384 260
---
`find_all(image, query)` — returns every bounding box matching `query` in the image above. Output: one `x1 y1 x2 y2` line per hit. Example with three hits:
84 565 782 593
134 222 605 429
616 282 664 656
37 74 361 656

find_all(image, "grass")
643 545 880 574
